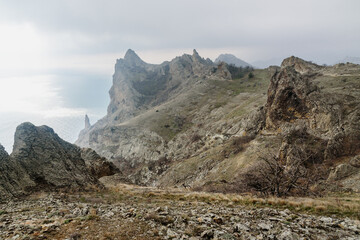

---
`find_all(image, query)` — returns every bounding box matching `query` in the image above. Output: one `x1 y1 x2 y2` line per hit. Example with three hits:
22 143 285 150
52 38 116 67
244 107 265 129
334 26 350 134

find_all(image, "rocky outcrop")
81 148 119 179
328 163 358 181
10 122 99 191
0 122 119 200
85 114 91 129
267 56 360 160
263 56 360 192
281 56 323 74
266 67 317 128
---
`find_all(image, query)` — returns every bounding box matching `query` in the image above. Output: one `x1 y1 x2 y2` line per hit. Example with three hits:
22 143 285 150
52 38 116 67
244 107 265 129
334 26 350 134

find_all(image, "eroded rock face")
266 57 360 161
0 122 119 200
0 144 35 199
263 56 360 192
106 49 225 124
10 123 99 190
266 67 316 128
81 148 119 179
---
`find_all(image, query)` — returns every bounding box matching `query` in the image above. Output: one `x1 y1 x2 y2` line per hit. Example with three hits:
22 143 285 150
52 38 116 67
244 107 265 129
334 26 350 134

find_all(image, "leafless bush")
245 152 313 197
191 134 202 143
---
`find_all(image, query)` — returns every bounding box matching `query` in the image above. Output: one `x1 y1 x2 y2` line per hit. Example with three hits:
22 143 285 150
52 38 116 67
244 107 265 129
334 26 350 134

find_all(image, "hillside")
0 51 359 239
76 50 360 195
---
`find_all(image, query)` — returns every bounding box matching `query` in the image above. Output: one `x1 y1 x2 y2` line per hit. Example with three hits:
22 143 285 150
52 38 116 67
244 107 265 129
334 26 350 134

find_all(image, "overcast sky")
0 0 359 151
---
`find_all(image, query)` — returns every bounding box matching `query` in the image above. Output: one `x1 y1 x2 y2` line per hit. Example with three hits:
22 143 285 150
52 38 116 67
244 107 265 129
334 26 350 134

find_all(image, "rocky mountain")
0 122 118 200
215 53 252 68
76 50 360 194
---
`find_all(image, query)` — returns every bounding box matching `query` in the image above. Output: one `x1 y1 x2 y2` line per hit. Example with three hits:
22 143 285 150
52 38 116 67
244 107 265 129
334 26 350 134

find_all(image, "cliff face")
76 51 360 193
266 62 360 160
107 49 227 123
262 59 360 192
0 144 35 199
0 123 118 200
75 49 233 162
76 49 230 149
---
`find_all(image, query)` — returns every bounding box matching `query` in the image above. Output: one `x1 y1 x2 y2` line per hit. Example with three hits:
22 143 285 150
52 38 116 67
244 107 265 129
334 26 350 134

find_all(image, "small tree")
248 72 254 79
245 152 311 197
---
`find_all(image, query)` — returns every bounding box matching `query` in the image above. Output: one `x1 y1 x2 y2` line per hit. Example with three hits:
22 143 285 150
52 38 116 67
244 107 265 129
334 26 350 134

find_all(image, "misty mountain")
215 53 252 68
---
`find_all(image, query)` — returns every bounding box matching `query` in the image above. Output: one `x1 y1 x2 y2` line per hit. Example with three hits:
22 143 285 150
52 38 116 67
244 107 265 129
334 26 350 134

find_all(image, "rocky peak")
12 122 60 155
121 49 146 67
266 66 318 128
85 114 91 129
11 122 100 190
281 56 322 74
0 122 121 201
192 49 201 60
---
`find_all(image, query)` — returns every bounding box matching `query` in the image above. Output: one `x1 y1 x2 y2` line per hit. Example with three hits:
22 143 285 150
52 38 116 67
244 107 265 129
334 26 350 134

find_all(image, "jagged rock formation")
0 123 118 200
106 49 229 124
262 58 360 192
85 114 91 129
267 58 360 161
281 56 323 74
215 53 252 68
11 123 99 190
76 50 360 193
76 49 235 160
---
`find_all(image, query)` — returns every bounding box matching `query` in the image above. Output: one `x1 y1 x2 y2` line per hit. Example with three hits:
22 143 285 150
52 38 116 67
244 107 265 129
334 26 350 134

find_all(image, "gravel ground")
0 190 359 240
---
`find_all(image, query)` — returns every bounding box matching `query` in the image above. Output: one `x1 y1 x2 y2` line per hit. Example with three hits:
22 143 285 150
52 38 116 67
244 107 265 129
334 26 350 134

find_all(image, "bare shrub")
244 152 314 197
191 134 202 143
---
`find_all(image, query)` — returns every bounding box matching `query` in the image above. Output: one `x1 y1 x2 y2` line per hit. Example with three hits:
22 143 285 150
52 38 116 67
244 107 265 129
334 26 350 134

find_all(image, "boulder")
328 163 358 181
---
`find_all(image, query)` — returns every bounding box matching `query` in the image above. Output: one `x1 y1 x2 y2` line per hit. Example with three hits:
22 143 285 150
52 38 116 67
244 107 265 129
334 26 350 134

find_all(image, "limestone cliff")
76 51 360 193
75 49 234 162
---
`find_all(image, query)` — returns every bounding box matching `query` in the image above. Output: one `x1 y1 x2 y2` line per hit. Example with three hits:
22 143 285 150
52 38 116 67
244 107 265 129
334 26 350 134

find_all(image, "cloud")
0 0 358 63
0 0 359 151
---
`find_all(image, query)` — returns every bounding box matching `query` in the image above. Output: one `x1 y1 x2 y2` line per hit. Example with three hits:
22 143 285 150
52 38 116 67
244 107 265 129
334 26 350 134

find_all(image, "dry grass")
71 183 360 220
